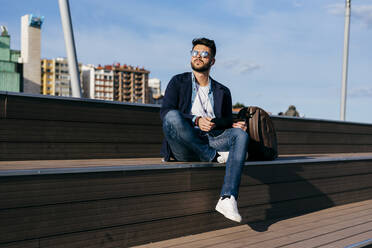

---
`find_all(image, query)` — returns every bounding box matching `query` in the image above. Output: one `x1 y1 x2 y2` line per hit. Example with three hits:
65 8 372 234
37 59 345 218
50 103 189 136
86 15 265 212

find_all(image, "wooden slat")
1 153 372 172
272 117 372 134
276 131 372 145
1 159 371 209
5 94 161 124
0 157 167 170
0 240 39 248
191 159 372 190
0 119 162 143
0 94 6 119
278 144 372 154
0 142 162 160
0 169 191 209
321 233 372 248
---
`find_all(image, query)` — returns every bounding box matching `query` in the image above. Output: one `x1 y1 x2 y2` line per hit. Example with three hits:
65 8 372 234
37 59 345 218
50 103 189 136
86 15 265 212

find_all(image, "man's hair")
192 38 216 58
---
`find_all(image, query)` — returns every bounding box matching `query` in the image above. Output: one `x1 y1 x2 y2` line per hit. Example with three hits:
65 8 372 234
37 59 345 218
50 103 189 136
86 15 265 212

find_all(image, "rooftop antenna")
58 0 82 98
0 25 9 36
340 0 351 121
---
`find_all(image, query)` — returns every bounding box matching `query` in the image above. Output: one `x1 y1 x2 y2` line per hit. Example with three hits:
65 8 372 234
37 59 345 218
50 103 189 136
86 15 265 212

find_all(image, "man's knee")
231 128 249 143
163 110 183 127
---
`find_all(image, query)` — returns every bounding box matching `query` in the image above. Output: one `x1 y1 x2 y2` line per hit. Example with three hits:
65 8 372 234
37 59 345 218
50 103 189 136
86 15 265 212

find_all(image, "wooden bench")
0 92 372 247
1 154 372 247
1 91 372 160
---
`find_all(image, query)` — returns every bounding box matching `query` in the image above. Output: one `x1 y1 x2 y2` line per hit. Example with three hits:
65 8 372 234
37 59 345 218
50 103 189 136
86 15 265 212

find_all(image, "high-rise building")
83 63 151 104
41 57 83 97
0 26 23 92
148 78 162 104
82 64 114 101
21 14 43 94
148 78 161 96
113 64 150 104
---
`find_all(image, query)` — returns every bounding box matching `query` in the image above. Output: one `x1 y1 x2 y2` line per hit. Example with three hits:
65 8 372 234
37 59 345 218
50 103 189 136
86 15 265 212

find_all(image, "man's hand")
232 121 247 132
198 117 216 132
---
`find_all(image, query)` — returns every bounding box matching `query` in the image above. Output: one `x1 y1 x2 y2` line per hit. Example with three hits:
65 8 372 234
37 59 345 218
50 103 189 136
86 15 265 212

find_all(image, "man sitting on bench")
160 37 249 222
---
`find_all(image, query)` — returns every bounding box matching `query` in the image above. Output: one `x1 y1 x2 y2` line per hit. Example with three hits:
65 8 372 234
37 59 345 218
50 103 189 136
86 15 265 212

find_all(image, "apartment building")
148 78 161 96
41 57 82 97
113 64 150 104
148 78 162 104
83 63 151 104
83 64 114 101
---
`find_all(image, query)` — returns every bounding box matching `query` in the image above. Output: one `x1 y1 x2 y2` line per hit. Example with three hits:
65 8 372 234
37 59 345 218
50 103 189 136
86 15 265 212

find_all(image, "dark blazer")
160 72 233 161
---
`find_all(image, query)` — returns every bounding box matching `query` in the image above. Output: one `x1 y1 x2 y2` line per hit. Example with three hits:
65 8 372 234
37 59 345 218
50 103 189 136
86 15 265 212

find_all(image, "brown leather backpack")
237 106 278 161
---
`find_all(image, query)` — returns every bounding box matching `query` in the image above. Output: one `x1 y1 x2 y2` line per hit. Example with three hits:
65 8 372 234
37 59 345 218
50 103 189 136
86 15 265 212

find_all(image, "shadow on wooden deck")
244 163 334 232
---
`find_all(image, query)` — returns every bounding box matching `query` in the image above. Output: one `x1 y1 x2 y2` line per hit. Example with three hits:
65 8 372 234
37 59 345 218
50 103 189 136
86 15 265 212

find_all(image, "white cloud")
220 58 240 69
326 3 344 15
327 3 372 28
214 0 255 17
239 63 261 74
219 58 262 74
293 0 304 8
349 87 372 97
353 5 372 27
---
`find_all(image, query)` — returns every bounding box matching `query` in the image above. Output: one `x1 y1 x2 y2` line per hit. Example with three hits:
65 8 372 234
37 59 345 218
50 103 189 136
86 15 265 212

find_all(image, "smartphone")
233 118 246 123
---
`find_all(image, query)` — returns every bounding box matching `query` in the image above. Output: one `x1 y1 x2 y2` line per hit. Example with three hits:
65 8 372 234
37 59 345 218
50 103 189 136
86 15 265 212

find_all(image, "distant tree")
284 105 300 117
233 102 246 108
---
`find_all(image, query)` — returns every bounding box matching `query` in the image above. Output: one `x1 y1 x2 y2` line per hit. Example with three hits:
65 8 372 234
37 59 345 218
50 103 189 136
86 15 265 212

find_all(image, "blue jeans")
163 110 249 198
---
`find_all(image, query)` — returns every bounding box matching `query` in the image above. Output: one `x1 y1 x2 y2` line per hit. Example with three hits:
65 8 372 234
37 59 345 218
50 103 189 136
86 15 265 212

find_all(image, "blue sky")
1 0 372 123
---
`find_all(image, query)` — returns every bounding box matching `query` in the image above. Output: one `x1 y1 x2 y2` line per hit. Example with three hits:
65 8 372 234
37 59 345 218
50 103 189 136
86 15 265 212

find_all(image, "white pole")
340 0 351 121
58 0 82 98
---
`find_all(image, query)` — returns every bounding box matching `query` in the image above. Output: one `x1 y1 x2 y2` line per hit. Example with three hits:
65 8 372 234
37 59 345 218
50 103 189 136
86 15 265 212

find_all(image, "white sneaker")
215 195 242 223
217 151 229 163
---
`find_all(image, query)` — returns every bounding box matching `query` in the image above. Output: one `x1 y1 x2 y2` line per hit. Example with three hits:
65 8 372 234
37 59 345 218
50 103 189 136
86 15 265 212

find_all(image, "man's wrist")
192 115 197 125
195 116 201 126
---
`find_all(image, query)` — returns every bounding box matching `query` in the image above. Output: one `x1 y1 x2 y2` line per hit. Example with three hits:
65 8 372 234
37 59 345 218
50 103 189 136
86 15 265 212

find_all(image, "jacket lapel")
183 72 193 113
212 79 223 118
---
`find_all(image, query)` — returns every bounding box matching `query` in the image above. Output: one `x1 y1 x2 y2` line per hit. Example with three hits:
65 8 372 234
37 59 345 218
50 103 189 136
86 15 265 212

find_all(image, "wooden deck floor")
1 153 372 174
1 153 371 247
134 199 372 248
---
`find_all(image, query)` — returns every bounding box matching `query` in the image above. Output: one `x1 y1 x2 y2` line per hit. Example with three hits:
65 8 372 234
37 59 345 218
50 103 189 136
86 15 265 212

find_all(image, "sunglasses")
190 50 210 58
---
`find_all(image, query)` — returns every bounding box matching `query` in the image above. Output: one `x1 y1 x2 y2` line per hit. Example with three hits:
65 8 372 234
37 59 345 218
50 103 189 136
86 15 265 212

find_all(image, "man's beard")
191 60 212 72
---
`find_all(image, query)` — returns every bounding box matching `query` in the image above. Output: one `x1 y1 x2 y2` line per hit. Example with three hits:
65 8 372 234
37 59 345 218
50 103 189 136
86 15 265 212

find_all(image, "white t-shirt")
191 84 215 118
